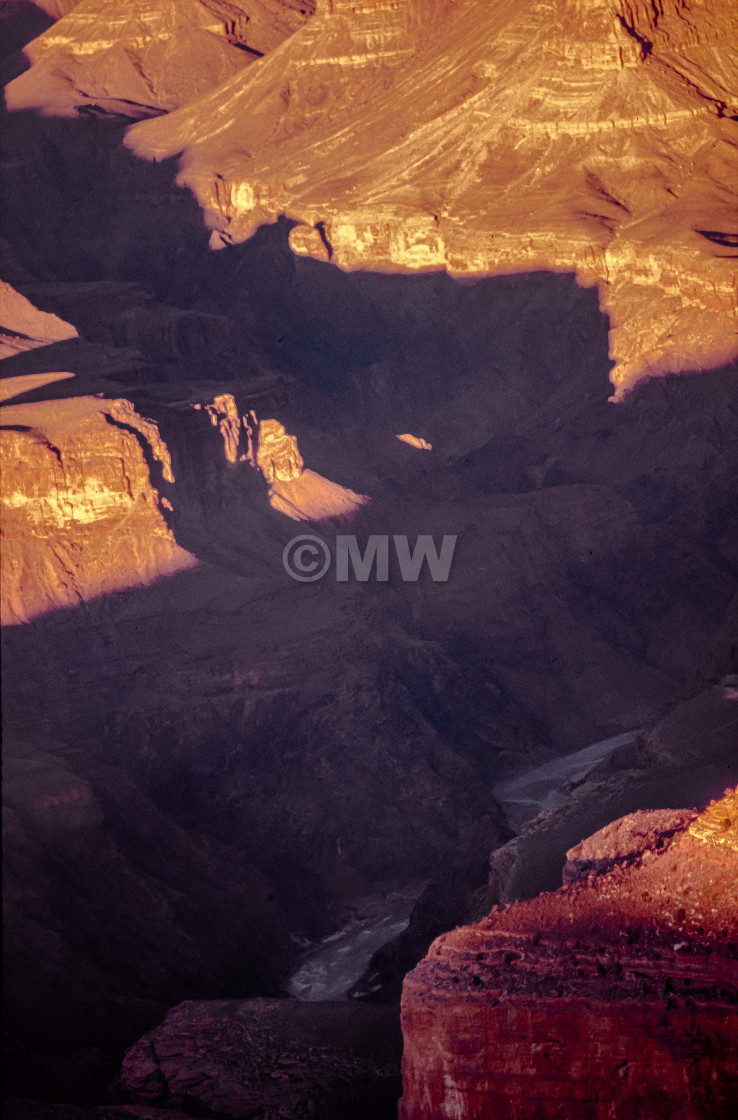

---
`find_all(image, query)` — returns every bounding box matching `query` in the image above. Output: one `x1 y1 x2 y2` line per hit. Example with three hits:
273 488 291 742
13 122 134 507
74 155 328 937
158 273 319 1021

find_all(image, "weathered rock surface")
127 0 738 393
0 393 196 624
563 807 698 884
121 998 402 1119
6 0 315 117
400 789 738 1120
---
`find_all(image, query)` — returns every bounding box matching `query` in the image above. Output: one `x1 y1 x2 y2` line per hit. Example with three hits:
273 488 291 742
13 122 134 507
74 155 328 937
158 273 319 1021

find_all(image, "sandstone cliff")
126 0 738 393
6 0 315 117
400 789 738 1120
0 392 196 625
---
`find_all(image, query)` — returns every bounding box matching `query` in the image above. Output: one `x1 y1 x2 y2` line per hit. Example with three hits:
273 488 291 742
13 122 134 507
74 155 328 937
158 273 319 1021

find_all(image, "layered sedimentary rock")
127 0 738 392
400 789 738 1120
0 393 195 625
5 0 315 117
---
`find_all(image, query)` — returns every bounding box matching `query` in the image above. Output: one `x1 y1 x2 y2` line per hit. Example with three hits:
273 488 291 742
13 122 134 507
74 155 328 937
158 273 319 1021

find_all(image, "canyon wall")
399 789 738 1119
123 0 738 394
0 391 196 625
6 0 315 116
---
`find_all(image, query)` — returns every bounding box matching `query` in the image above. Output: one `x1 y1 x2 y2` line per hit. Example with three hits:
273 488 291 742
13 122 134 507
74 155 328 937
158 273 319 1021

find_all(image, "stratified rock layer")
400 790 738 1119
0 393 195 624
127 0 738 393
6 0 315 116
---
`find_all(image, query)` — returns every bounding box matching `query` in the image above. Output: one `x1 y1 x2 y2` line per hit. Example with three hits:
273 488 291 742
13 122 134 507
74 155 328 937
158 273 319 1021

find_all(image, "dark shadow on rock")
0 3 54 85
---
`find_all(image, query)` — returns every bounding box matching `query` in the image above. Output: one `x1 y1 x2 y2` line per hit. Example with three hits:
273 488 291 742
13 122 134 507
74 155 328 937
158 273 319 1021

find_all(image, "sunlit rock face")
127 0 738 392
397 433 432 450
5 0 315 117
0 280 77 359
0 393 196 625
198 392 370 520
201 395 305 479
256 417 304 482
400 788 738 1120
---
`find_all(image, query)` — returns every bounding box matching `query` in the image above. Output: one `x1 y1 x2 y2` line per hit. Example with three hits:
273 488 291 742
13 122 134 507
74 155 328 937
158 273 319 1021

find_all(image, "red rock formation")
0 393 195 625
5 0 315 117
126 0 738 394
400 789 738 1119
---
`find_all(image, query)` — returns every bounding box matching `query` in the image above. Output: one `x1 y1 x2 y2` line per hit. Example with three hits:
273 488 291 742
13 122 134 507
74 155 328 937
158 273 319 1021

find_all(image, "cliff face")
5 0 315 117
0 392 196 625
400 788 738 1120
125 0 738 394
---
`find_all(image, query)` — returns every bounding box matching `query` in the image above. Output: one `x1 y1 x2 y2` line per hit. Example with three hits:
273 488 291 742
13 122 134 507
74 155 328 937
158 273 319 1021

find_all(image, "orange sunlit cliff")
400 788 738 1119
6 0 316 117
0 390 196 625
120 0 738 395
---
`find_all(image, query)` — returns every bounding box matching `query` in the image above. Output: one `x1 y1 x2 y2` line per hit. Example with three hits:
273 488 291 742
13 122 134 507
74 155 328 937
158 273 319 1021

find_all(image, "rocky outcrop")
201 395 304 479
397 434 432 451
127 0 738 393
121 998 402 1120
399 789 738 1120
5 0 315 117
255 416 304 482
0 394 195 625
197 393 372 520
